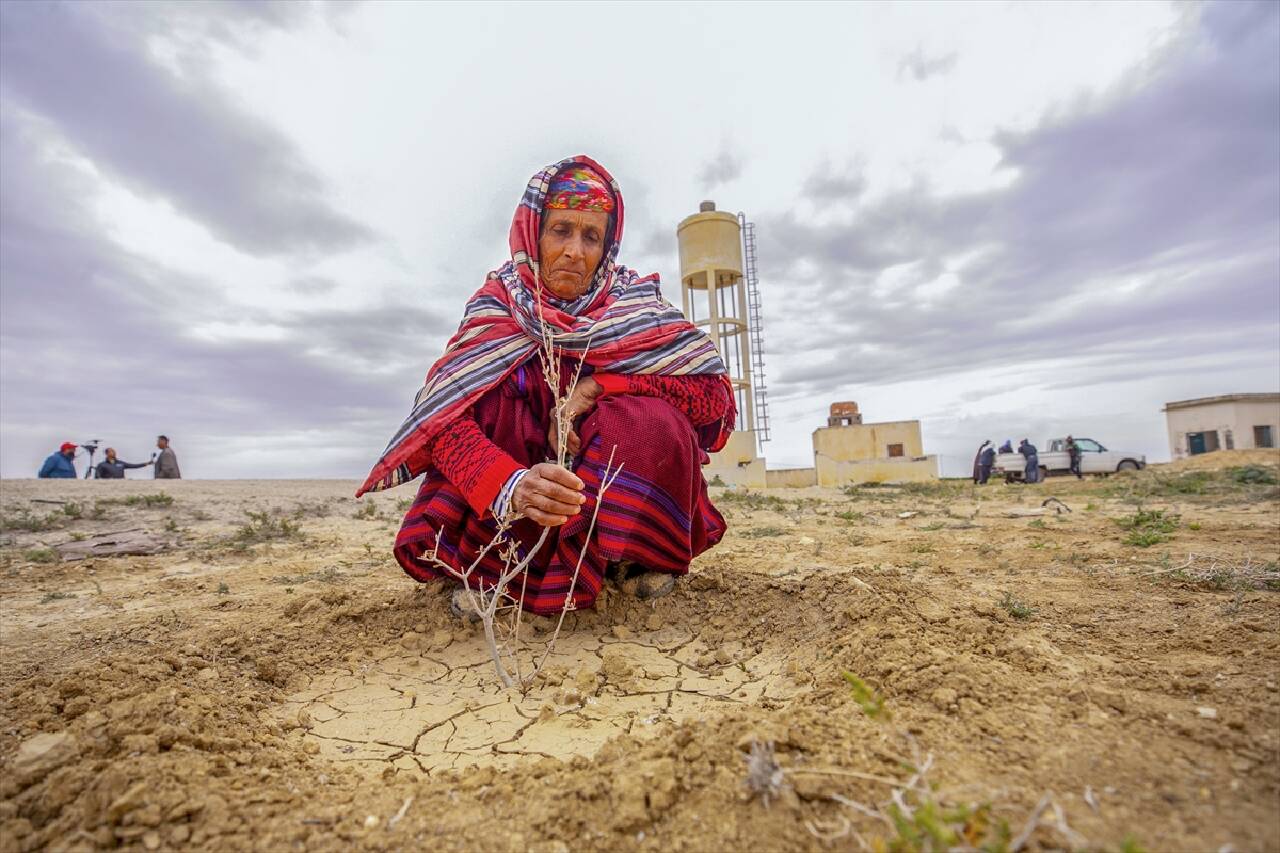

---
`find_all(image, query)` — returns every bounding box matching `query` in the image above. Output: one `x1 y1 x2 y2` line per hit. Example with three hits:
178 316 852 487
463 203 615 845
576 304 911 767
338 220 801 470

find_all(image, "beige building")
764 402 939 488
1163 393 1280 458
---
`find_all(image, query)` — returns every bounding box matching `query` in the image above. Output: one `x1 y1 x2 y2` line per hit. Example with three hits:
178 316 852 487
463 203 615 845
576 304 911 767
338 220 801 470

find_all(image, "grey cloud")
0 2 373 257
898 47 958 82
801 160 869 202
757 1 1279 401
698 148 743 191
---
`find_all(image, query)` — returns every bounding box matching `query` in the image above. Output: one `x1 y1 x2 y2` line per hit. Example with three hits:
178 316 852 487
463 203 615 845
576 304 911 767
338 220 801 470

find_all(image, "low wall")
815 455 939 487
765 467 817 488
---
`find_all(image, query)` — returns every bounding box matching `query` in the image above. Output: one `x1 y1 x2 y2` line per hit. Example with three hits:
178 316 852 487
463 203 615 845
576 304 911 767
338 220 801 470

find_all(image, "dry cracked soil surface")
1 449 1277 852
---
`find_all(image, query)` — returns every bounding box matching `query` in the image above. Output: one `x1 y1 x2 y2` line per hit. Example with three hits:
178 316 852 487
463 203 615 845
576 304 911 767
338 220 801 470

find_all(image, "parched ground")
0 450 1277 852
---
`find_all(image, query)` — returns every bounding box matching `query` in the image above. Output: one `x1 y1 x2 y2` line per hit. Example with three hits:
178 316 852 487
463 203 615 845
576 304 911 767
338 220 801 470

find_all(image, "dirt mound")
1158 448 1280 472
1 478 1277 851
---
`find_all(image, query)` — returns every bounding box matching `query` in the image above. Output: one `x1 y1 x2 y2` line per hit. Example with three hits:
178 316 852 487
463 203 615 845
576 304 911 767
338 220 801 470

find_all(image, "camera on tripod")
80 439 102 479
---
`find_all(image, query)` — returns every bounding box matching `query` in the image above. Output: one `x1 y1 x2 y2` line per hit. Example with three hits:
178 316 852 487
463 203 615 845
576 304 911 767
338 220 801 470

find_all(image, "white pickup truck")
994 437 1146 483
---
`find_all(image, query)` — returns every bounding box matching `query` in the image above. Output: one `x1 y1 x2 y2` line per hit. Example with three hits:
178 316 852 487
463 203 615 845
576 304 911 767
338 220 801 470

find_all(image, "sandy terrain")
1 450 1277 852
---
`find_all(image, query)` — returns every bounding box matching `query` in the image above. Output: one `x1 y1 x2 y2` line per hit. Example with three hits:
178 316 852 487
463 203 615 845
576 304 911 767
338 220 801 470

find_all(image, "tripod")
81 441 102 479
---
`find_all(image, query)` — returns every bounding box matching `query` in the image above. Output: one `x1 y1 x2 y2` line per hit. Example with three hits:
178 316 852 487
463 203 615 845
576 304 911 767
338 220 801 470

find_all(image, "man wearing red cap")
38 443 79 479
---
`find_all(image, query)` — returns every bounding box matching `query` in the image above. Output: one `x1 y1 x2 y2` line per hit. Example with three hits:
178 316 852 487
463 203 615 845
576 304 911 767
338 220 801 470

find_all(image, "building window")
1225 429 1234 450
887 443 904 458
1256 425 1276 448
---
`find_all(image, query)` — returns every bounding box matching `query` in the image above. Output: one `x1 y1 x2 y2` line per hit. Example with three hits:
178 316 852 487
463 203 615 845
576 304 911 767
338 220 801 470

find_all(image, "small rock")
303 740 320 755
1197 706 1218 719
931 687 958 710
574 668 599 691
13 732 77 781
714 648 732 665
364 815 379 829
196 667 218 682
121 734 159 755
644 613 663 631
400 631 423 651
430 629 453 650
610 625 634 640
601 650 632 679
538 703 556 722
106 782 148 823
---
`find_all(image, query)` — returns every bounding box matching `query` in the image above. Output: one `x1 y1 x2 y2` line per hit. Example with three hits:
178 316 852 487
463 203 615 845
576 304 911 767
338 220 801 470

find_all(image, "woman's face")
538 208 609 299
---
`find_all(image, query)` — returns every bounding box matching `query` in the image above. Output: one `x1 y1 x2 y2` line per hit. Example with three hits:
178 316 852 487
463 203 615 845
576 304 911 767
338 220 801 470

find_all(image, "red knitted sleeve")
592 373 731 427
426 411 524 516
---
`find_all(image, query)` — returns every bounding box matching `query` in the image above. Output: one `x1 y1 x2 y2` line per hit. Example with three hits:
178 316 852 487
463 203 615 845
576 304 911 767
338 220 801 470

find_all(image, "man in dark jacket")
38 443 78 478
95 448 152 479
977 443 996 484
1018 439 1040 484
972 440 991 483
1066 435 1083 479
154 435 181 479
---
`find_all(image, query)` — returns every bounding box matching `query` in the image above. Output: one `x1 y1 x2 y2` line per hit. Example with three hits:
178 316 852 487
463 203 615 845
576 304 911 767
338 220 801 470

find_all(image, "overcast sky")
1 0 1276 479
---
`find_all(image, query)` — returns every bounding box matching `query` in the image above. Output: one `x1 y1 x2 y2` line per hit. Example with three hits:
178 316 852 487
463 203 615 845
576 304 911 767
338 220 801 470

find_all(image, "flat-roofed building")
1163 393 1280 458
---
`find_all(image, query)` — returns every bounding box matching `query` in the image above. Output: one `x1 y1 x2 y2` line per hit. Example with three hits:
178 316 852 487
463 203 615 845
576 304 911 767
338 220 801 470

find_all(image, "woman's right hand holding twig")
513 463 584 526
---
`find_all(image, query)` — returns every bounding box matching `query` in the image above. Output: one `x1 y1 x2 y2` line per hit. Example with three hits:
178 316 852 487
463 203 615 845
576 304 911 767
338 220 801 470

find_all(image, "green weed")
998 591 1035 619
352 501 380 520
841 672 890 720
24 547 58 564
217 582 230 595
228 511 303 549
39 590 75 603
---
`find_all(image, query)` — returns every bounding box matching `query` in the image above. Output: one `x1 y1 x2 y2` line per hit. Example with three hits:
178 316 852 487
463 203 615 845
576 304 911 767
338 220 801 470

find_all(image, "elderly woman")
359 156 735 616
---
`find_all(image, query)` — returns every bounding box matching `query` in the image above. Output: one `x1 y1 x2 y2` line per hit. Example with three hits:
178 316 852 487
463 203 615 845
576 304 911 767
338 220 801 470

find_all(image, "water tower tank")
676 201 755 433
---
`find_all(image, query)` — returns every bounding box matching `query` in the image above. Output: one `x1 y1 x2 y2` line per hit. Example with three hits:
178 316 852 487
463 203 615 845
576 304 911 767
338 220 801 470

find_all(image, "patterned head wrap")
543 167 615 213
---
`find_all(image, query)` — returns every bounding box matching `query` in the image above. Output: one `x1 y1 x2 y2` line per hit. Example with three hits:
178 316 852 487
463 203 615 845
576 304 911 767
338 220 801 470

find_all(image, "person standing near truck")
1018 439 1040 484
977 443 996 484
1066 435 1083 480
972 440 991 483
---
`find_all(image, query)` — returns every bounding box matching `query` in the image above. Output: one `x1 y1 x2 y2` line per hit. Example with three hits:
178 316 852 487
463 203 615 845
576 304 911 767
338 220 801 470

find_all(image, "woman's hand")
547 376 602 459
513 463 585 527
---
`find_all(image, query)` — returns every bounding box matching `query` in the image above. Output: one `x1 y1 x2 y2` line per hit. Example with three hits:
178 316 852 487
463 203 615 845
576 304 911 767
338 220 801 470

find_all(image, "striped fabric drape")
358 155 732 497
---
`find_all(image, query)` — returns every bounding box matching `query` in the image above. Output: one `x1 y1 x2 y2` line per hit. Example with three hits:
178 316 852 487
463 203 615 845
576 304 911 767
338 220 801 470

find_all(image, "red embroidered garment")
395 359 730 614
428 369 732 515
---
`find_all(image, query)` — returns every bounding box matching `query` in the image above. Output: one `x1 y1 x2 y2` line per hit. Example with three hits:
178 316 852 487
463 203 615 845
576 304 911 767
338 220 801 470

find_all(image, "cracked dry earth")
1 454 1278 852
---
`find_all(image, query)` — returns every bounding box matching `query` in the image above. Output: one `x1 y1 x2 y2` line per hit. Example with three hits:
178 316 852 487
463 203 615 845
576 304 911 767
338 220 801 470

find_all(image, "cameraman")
95 447 152 479
37 442 78 478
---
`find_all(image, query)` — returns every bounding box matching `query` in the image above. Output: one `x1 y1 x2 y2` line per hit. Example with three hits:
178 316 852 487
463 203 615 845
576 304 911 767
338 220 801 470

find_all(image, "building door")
1187 431 1219 455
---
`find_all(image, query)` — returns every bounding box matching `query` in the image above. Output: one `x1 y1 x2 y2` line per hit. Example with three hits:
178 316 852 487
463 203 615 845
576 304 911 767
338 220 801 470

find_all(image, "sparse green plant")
1084 502 1098 511
227 511 303 550
395 497 414 513
841 672 890 720
163 517 179 532
976 543 995 557
1229 465 1277 485
70 532 86 542
910 542 934 554
353 501 380 520
708 474 726 487
1027 518 1045 529
1187 522 1202 531
60 502 83 519
24 547 58 564
998 591 1035 619
123 493 175 508
741 525 786 538
885 793 1008 853
217 582 230 595
1 508 62 532
39 590 75 603
1029 541 1047 550
921 522 944 532
717 490 788 511
1115 508 1180 548
834 509 865 523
